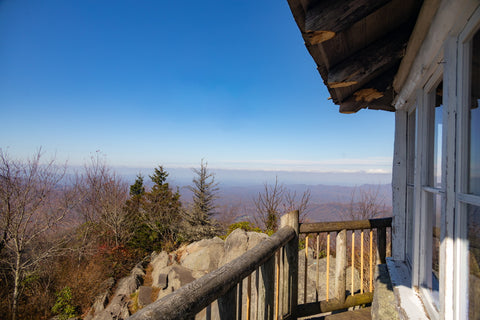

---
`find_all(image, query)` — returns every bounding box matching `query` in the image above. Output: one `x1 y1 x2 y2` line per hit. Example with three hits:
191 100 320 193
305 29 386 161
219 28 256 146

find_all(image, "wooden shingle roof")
287 0 423 113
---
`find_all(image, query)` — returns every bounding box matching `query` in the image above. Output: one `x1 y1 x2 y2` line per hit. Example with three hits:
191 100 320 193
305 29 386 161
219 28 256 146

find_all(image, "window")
419 79 444 316
465 29 480 319
406 108 416 267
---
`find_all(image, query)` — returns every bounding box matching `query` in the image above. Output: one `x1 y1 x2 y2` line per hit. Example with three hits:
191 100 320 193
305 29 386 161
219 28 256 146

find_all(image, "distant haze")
114 166 391 187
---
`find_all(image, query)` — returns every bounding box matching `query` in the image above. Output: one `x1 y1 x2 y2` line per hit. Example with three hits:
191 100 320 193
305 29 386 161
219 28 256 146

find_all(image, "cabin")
286 0 480 319
128 1 480 319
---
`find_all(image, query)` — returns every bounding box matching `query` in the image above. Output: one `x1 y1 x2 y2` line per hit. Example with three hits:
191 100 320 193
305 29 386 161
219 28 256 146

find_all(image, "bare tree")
0 149 79 320
283 188 312 222
341 185 388 220
215 202 243 231
254 177 312 231
253 177 285 232
79 152 130 247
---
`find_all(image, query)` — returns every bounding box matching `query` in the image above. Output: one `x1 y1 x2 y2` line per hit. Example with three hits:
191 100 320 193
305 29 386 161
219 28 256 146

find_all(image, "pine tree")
141 166 182 249
183 160 219 240
129 174 145 197
126 167 182 252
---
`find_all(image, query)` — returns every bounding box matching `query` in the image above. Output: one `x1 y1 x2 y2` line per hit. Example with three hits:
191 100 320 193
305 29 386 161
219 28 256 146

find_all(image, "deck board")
302 307 372 320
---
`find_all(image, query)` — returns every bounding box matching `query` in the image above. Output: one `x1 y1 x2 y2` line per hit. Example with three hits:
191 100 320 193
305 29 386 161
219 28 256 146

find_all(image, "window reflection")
470 31 480 196
434 83 443 189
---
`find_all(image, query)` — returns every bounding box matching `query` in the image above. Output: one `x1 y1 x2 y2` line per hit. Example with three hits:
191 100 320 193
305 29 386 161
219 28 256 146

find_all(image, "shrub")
227 221 262 235
51 286 77 320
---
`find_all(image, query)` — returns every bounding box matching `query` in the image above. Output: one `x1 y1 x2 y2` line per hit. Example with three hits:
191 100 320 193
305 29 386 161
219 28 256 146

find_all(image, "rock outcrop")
86 229 363 320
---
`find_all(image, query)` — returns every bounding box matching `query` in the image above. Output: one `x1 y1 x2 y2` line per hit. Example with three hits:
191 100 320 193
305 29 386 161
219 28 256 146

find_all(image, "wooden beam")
327 29 409 88
305 0 390 44
337 66 398 113
296 293 374 317
299 217 392 234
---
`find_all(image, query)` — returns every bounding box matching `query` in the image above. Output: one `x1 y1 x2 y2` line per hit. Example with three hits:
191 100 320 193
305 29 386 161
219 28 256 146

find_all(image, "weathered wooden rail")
128 213 391 320
129 211 300 320
296 217 391 318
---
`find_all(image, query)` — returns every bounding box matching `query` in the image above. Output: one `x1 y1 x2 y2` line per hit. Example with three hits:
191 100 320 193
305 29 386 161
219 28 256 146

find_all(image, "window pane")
432 194 441 283
407 110 416 185
468 204 480 319
406 185 414 265
433 83 443 189
470 31 480 196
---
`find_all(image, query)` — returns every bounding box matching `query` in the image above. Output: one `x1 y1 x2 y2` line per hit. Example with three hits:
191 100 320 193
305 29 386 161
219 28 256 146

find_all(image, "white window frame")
455 7 480 319
405 104 417 269
417 69 444 320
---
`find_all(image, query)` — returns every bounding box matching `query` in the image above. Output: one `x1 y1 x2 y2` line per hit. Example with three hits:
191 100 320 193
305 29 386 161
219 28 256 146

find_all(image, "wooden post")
361 230 364 294
237 278 243 320
377 227 387 264
258 256 275 320
247 275 252 320
351 232 355 296
275 251 280 320
315 234 320 302
304 236 308 304
326 233 330 301
218 285 237 320
335 229 347 304
280 211 299 319
369 230 373 292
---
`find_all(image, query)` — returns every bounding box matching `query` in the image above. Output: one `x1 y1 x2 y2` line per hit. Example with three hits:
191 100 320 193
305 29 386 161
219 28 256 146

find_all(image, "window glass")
406 109 416 265
407 110 417 185
468 204 480 319
434 84 443 189
432 194 441 284
470 31 480 196
406 186 414 265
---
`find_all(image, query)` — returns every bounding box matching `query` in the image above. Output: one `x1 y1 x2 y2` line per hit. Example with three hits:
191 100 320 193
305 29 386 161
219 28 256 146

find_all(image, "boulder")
115 269 143 297
152 265 172 288
180 237 224 272
92 264 145 320
137 286 153 308
156 264 197 301
91 278 115 314
150 251 170 288
150 251 169 271
92 294 130 320
220 229 268 266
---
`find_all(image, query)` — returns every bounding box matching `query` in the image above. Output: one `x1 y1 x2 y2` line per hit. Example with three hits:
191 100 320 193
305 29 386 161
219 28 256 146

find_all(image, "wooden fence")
296 217 391 318
128 212 391 320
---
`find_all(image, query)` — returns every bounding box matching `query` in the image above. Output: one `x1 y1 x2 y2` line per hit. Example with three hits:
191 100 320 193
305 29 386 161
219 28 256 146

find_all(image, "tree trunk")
12 251 21 320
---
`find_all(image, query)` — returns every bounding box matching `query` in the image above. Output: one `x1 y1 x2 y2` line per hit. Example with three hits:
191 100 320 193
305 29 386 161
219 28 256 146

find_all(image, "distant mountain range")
179 183 392 223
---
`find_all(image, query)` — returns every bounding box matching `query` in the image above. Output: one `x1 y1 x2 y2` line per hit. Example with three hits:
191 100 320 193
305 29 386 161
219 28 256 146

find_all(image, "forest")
0 149 389 320
0 150 321 320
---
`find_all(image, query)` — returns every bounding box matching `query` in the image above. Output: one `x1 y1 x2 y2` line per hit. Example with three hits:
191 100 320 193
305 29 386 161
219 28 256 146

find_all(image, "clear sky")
0 0 395 183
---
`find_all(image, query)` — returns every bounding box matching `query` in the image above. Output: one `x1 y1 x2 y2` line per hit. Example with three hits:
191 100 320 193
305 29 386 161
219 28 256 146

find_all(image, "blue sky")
0 0 395 183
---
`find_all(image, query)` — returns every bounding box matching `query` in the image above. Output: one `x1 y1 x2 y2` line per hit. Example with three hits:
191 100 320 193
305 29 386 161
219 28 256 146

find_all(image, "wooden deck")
302 307 372 320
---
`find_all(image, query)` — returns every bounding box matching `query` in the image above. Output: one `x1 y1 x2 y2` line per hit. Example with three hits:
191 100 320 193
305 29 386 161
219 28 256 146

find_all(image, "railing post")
376 227 387 264
280 210 299 319
335 229 347 304
258 256 275 320
218 285 237 320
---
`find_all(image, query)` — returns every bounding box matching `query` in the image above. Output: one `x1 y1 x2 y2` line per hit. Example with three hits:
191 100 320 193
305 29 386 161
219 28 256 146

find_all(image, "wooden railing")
296 217 392 318
129 211 300 320
128 212 391 320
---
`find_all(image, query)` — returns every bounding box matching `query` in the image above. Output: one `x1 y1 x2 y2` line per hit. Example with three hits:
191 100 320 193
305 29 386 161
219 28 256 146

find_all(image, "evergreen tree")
129 174 145 197
125 174 146 245
141 166 182 249
183 160 219 240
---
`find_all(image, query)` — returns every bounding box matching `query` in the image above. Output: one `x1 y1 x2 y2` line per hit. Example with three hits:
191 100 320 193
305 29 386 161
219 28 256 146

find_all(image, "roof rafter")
327 28 409 89
305 0 391 44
